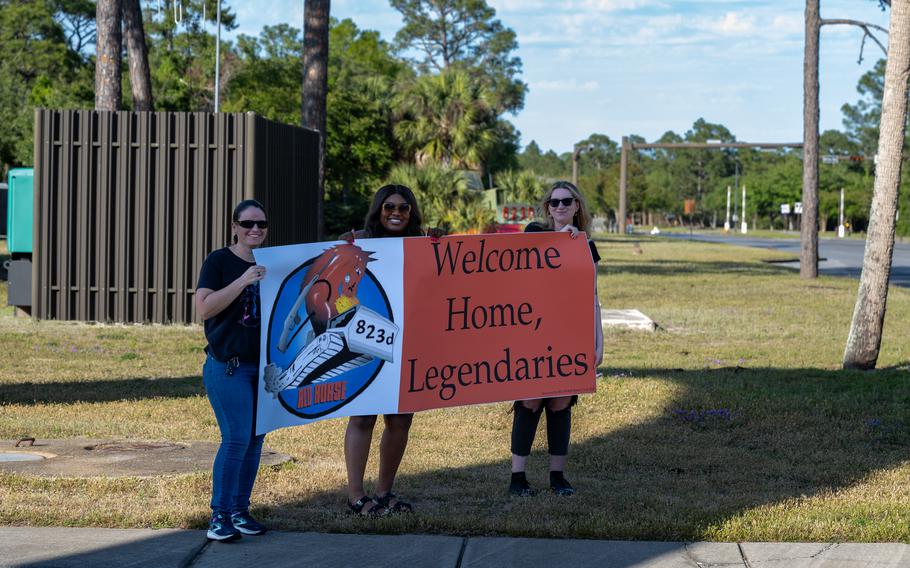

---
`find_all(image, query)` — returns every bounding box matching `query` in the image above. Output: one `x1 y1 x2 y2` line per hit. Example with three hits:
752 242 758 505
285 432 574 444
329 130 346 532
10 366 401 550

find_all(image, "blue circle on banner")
265 256 393 419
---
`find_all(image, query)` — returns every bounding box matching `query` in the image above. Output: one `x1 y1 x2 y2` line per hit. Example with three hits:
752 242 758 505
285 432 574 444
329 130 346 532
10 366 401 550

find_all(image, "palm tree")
386 162 467 228
496 169 544 205
394 69 497 170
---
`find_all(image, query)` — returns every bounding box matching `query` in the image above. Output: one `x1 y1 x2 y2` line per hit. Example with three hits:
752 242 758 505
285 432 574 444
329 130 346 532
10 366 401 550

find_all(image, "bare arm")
195 265 265 320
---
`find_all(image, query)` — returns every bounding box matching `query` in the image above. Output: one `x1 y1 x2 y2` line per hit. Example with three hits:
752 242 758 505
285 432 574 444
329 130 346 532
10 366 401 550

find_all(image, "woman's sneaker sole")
234 525 265 535
206 529 241 542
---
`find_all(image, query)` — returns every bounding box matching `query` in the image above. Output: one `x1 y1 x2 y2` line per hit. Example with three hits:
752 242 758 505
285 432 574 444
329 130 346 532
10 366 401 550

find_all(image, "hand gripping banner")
254 232 596 435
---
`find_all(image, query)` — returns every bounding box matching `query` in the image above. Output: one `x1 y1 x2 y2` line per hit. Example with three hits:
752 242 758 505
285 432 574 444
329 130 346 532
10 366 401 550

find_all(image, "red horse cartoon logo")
265 243 397 397
302 243 374 335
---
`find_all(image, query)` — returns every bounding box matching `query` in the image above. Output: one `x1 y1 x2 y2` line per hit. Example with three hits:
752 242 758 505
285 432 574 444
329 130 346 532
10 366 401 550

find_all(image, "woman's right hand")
240 265 266 287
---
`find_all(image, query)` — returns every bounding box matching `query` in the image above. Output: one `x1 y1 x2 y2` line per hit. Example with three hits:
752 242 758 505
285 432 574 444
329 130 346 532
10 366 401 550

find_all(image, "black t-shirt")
524 222 601 264
196 247 261 363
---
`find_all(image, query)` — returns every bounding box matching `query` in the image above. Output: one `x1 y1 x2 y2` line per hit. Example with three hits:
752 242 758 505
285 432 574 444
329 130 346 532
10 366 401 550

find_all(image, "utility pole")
618 137 629 234
572 144 593 187
214 0 222 112
724 185 731 234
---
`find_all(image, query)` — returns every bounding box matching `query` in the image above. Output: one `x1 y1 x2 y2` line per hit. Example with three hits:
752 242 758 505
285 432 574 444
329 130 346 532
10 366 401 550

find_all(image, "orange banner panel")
399 232 597 412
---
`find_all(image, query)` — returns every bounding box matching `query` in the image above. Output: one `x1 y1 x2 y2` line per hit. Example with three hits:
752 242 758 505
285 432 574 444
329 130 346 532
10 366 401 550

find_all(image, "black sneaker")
508 473 536 496
231 511 267 535
207 512 241 541
549 472 576 496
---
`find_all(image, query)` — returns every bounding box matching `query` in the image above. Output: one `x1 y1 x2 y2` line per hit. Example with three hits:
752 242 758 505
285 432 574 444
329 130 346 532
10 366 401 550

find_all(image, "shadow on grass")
263 365 910 549
601 259 796 278
7 367 910 566
0 375 204 405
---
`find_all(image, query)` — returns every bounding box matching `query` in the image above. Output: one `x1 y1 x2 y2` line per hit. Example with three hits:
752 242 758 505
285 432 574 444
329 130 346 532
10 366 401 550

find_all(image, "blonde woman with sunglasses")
508 181 604 497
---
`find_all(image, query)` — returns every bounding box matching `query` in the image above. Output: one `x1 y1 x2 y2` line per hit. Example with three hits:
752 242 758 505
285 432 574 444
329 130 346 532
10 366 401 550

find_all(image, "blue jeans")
203 355 265 514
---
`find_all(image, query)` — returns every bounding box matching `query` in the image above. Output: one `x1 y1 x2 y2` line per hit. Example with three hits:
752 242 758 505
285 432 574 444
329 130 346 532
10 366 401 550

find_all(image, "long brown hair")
363 185 424 237
538 181 592 233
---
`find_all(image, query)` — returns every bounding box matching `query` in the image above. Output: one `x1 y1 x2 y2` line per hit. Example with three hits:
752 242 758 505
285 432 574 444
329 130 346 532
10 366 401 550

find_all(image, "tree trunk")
122 0 153 111
801 0 820 278
302 0 330 240
843 2 910 370
95 0 122 111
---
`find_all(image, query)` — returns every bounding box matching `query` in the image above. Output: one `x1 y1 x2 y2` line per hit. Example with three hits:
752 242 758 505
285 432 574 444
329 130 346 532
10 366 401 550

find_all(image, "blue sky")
223 0 890 154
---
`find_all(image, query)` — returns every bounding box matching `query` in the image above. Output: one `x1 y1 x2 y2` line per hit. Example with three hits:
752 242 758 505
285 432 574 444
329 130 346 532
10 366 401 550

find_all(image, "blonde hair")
538 181 592 233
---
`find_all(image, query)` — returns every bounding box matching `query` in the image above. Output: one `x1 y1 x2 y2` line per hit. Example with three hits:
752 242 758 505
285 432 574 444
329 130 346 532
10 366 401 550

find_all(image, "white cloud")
772 14 803 34
534 78 600 92
578 0 661 11
695 12 756 35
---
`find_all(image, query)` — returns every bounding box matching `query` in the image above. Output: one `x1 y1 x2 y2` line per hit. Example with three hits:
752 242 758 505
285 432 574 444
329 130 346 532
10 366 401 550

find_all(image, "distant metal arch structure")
617 139 803 234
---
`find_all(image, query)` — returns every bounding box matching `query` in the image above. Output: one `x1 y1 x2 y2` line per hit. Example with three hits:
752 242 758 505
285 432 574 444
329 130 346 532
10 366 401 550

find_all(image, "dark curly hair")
363 185 424 237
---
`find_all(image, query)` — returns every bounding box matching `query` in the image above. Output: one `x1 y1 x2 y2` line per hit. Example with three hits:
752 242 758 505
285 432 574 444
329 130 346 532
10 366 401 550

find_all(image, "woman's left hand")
559 224 580 239
427 227 446 239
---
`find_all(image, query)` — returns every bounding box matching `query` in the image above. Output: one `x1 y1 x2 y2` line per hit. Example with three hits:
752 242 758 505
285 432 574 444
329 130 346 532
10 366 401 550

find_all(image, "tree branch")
821 18 888 59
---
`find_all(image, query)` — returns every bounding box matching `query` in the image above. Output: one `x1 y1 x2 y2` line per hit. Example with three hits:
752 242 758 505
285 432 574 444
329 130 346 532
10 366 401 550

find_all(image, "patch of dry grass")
1 236 909 541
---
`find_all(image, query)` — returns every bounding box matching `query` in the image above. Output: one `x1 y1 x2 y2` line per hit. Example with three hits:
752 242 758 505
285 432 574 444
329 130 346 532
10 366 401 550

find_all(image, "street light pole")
572 143 594 187
214 0 222 112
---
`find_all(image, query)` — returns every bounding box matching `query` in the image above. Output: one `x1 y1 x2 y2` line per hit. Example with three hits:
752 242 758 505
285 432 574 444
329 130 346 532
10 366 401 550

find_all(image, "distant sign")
684 199 696 215
780 204 791 215
794 202 803 215
499 203 535 224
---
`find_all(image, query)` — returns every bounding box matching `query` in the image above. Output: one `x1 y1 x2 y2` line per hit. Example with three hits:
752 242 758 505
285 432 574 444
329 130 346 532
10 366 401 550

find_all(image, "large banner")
254 232 596 435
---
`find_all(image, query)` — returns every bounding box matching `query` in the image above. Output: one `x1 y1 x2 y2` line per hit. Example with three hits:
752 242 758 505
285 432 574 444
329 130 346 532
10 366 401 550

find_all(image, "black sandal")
376 491 413 514
347 495 386 517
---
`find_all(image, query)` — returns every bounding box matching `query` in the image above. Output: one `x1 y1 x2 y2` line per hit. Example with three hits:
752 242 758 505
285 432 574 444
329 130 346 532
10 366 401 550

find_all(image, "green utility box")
7 168 34 254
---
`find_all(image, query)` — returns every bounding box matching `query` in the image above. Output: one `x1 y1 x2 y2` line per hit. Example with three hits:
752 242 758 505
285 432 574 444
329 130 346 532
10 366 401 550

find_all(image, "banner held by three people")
254 232 596 435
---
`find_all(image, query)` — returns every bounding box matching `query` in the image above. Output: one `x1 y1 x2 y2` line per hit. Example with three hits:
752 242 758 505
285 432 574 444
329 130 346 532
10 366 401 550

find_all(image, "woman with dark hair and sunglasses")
195 199 271 541
508 181 604 497
340 184 433 516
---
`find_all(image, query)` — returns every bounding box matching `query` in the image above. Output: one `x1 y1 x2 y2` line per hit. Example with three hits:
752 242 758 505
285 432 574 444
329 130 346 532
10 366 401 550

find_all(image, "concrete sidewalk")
1 527 909 568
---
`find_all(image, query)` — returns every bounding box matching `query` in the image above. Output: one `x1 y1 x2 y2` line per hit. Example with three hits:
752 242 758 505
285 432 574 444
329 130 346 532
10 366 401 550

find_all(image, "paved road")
662 233 910 287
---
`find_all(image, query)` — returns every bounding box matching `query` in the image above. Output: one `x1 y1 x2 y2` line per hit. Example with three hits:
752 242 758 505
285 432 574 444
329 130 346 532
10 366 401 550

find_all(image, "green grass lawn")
1 237 910 541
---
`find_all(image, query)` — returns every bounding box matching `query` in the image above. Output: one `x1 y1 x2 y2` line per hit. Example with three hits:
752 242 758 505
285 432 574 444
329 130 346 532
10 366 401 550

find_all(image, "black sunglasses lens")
238 220 268 229
549 198 574 208
383 203 410 213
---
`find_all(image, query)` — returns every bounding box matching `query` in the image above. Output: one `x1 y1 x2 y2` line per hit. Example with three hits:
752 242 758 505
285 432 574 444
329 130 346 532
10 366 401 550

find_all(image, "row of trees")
2 0 909 369
516 97 897 237
0 0 525 235
0 1 899 237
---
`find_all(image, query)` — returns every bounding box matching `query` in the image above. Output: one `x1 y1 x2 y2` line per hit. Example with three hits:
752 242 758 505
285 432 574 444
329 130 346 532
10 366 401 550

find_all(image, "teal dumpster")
7 168 33 254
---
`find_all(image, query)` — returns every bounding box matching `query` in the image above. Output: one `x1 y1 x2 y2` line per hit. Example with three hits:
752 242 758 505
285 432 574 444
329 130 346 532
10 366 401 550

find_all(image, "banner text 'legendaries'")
401 235 594 407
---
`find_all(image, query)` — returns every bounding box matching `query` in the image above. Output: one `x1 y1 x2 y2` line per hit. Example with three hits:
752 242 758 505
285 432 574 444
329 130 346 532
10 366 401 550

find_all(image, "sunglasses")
237 220 269 229
548 197 575 208
383 202 411 213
